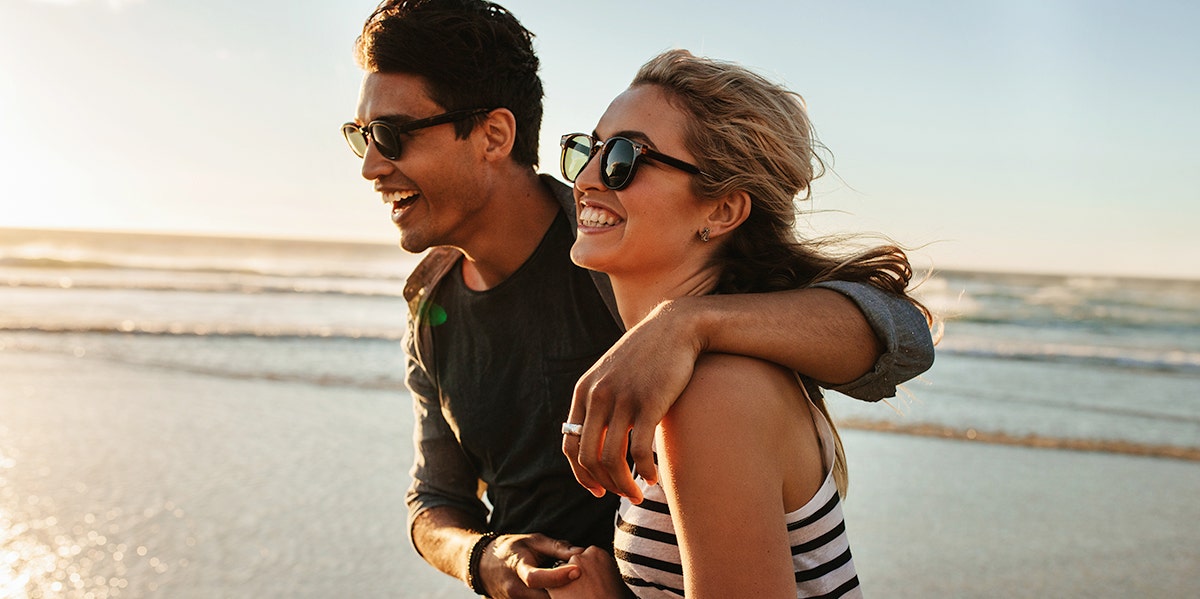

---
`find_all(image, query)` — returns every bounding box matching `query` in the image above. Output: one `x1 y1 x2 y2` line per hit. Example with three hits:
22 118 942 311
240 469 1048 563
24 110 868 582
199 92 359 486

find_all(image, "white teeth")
578 205 622 227
384 190 419 204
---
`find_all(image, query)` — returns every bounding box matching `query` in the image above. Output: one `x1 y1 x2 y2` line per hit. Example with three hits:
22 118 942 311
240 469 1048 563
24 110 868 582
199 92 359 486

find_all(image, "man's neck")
458 170 561 291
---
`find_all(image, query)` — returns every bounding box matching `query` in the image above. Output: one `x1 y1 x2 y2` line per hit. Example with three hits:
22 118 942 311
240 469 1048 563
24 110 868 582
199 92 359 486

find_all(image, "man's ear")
703 189 751 239
477 108 517 161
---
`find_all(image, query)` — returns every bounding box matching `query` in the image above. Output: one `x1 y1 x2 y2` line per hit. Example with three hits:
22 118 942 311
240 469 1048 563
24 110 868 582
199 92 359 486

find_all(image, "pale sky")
1 0 1197 279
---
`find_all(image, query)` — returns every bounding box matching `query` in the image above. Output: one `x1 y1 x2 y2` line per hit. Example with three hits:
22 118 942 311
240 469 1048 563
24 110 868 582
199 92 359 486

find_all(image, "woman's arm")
655 353 818 599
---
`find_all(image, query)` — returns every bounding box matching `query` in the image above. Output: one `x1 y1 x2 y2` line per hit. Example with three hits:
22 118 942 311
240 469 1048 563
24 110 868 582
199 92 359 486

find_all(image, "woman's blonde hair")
633 49 934 495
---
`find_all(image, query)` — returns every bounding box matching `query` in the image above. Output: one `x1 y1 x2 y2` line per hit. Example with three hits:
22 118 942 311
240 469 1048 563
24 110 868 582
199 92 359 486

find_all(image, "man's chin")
397 233 430 255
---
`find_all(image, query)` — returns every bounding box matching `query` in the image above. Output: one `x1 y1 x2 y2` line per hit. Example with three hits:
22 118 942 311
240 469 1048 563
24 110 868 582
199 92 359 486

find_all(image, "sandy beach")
2 349 1197 598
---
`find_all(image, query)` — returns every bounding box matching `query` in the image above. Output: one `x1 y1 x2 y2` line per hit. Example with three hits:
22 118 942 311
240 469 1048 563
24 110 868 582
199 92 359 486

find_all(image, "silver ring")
561 422 583 436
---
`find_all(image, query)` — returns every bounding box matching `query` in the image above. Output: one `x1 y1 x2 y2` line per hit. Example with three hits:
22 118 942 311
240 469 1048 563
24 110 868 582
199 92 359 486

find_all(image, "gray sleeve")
811 280 935 401
403 321 489 550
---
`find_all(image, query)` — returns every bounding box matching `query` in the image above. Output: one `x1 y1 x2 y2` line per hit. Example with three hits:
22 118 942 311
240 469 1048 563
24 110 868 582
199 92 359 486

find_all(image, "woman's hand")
546 546 633 599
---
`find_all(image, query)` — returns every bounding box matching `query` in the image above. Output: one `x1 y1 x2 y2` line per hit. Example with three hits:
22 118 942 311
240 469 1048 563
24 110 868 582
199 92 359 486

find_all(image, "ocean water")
0 229 415 391
831 268 1200 456
2 228 1198 597
7 228 1195 450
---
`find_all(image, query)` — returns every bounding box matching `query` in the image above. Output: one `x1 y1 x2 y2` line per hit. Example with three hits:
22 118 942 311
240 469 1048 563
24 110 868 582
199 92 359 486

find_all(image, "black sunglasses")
342 108 494 160
559 133 707 191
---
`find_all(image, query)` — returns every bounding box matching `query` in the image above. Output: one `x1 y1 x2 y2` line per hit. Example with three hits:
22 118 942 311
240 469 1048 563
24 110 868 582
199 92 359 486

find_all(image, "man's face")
354 71 486 254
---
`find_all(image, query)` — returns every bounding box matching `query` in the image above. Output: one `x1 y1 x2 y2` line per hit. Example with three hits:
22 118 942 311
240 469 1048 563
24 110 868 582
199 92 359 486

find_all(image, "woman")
548 49 929 598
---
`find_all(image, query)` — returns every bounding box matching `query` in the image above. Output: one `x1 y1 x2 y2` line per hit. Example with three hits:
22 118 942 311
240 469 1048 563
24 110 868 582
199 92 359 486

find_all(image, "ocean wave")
2 271 407 297
2 341 407 392
918 271 1200 329
0 255 410 283
839 418 1200 462
0 323 405 341
129 360 408 391
937 340 1200 375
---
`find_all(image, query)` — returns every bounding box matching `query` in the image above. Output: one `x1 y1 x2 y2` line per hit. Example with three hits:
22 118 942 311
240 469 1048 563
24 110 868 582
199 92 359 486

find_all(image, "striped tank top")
613 393 862 598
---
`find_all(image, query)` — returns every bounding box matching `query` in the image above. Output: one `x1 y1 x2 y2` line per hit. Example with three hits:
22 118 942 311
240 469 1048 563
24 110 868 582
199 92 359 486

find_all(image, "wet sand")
841 429 1200 597
2 350 1197 598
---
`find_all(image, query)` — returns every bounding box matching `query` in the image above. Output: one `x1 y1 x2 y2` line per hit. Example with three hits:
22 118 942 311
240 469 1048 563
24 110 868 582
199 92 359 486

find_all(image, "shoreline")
840 417 1200 462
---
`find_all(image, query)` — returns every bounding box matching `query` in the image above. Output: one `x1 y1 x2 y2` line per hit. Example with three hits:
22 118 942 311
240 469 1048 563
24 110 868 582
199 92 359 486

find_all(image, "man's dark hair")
355 0 544 167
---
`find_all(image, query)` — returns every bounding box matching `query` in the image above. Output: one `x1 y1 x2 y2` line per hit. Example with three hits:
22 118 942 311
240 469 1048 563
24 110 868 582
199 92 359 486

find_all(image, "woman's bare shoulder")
686 353 803 405
664 353 804 440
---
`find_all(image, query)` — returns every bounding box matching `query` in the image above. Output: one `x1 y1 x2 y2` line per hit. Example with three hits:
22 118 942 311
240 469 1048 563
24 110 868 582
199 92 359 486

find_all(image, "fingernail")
568 567 581 580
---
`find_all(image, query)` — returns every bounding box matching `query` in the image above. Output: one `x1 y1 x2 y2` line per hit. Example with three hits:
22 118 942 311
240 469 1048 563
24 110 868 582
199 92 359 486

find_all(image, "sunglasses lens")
561 135 593 182
602 138 636 189
368 122 401 160
342 124 368 158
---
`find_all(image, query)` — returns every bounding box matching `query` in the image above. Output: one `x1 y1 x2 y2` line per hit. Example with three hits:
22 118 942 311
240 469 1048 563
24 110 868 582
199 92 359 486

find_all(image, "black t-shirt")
431 211 623 549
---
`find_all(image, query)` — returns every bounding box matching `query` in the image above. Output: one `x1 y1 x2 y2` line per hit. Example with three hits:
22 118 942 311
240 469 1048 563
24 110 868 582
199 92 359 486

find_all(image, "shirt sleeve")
811 280 935 401
404 318 490 551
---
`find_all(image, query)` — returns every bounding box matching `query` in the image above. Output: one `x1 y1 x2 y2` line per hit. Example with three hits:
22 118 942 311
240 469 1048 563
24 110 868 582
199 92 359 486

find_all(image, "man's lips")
383 190 421 223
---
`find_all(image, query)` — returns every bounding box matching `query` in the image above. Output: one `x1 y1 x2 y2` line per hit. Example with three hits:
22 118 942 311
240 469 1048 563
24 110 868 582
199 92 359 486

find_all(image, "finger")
566 376 589 425
577 384 618 498
584 404 633 499
559 388 600 496
524 535 585 562
579 423 623 499
628 416 658 487
512 536 581 590
563 435 605 497
482 556 549 599
599 416 642 502
581 545 619 565
520 561 581 590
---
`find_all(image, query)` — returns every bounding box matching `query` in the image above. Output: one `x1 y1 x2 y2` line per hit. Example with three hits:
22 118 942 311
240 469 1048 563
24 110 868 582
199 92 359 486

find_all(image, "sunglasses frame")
559 133 706 191
342 108 494 160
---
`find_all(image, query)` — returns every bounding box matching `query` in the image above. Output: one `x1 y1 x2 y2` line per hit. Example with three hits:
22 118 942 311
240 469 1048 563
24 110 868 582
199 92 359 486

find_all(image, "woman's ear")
703 189 751 239
477 108 517 161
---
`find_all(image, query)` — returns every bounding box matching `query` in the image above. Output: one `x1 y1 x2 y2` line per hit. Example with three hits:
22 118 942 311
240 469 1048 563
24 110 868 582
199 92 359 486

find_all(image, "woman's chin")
569 243 614 273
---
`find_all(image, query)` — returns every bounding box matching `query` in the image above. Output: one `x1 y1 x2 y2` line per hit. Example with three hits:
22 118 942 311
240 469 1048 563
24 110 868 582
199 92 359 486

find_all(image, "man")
343 1 933 597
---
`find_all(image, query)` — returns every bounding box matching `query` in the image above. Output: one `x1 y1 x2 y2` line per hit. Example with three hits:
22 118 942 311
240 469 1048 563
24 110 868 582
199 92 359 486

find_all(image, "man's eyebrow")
351 112 416 126
374 113 421 125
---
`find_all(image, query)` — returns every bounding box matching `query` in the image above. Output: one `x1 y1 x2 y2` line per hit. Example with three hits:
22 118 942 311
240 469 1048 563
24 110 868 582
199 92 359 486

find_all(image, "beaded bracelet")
466 531 498 596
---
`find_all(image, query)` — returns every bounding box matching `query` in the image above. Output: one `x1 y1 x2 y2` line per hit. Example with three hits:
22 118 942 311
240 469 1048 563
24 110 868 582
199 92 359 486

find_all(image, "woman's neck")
610 266 722 329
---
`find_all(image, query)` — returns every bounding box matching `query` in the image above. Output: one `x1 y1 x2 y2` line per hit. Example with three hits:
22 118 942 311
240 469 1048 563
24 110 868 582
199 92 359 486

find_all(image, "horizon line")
1 225 1195 284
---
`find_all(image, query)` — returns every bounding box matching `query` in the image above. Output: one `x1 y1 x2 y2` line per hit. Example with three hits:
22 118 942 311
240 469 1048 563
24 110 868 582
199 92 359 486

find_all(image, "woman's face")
570 85 711 280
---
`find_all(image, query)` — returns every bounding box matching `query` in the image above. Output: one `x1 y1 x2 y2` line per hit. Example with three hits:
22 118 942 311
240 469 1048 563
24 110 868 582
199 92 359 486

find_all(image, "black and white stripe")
613 397 862 598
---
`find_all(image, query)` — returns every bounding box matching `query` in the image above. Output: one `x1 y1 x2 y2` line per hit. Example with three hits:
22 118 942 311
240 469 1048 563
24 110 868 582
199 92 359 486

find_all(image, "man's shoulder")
403 247 462 306
404 175 567 299
400 175 587 313
539 173 575 219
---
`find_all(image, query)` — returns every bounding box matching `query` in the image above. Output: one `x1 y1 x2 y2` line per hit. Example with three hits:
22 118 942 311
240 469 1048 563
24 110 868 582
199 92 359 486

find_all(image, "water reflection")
0 447 178 598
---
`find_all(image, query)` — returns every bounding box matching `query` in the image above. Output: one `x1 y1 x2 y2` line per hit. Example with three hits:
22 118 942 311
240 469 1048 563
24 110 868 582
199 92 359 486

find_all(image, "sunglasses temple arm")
644 148 703 175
